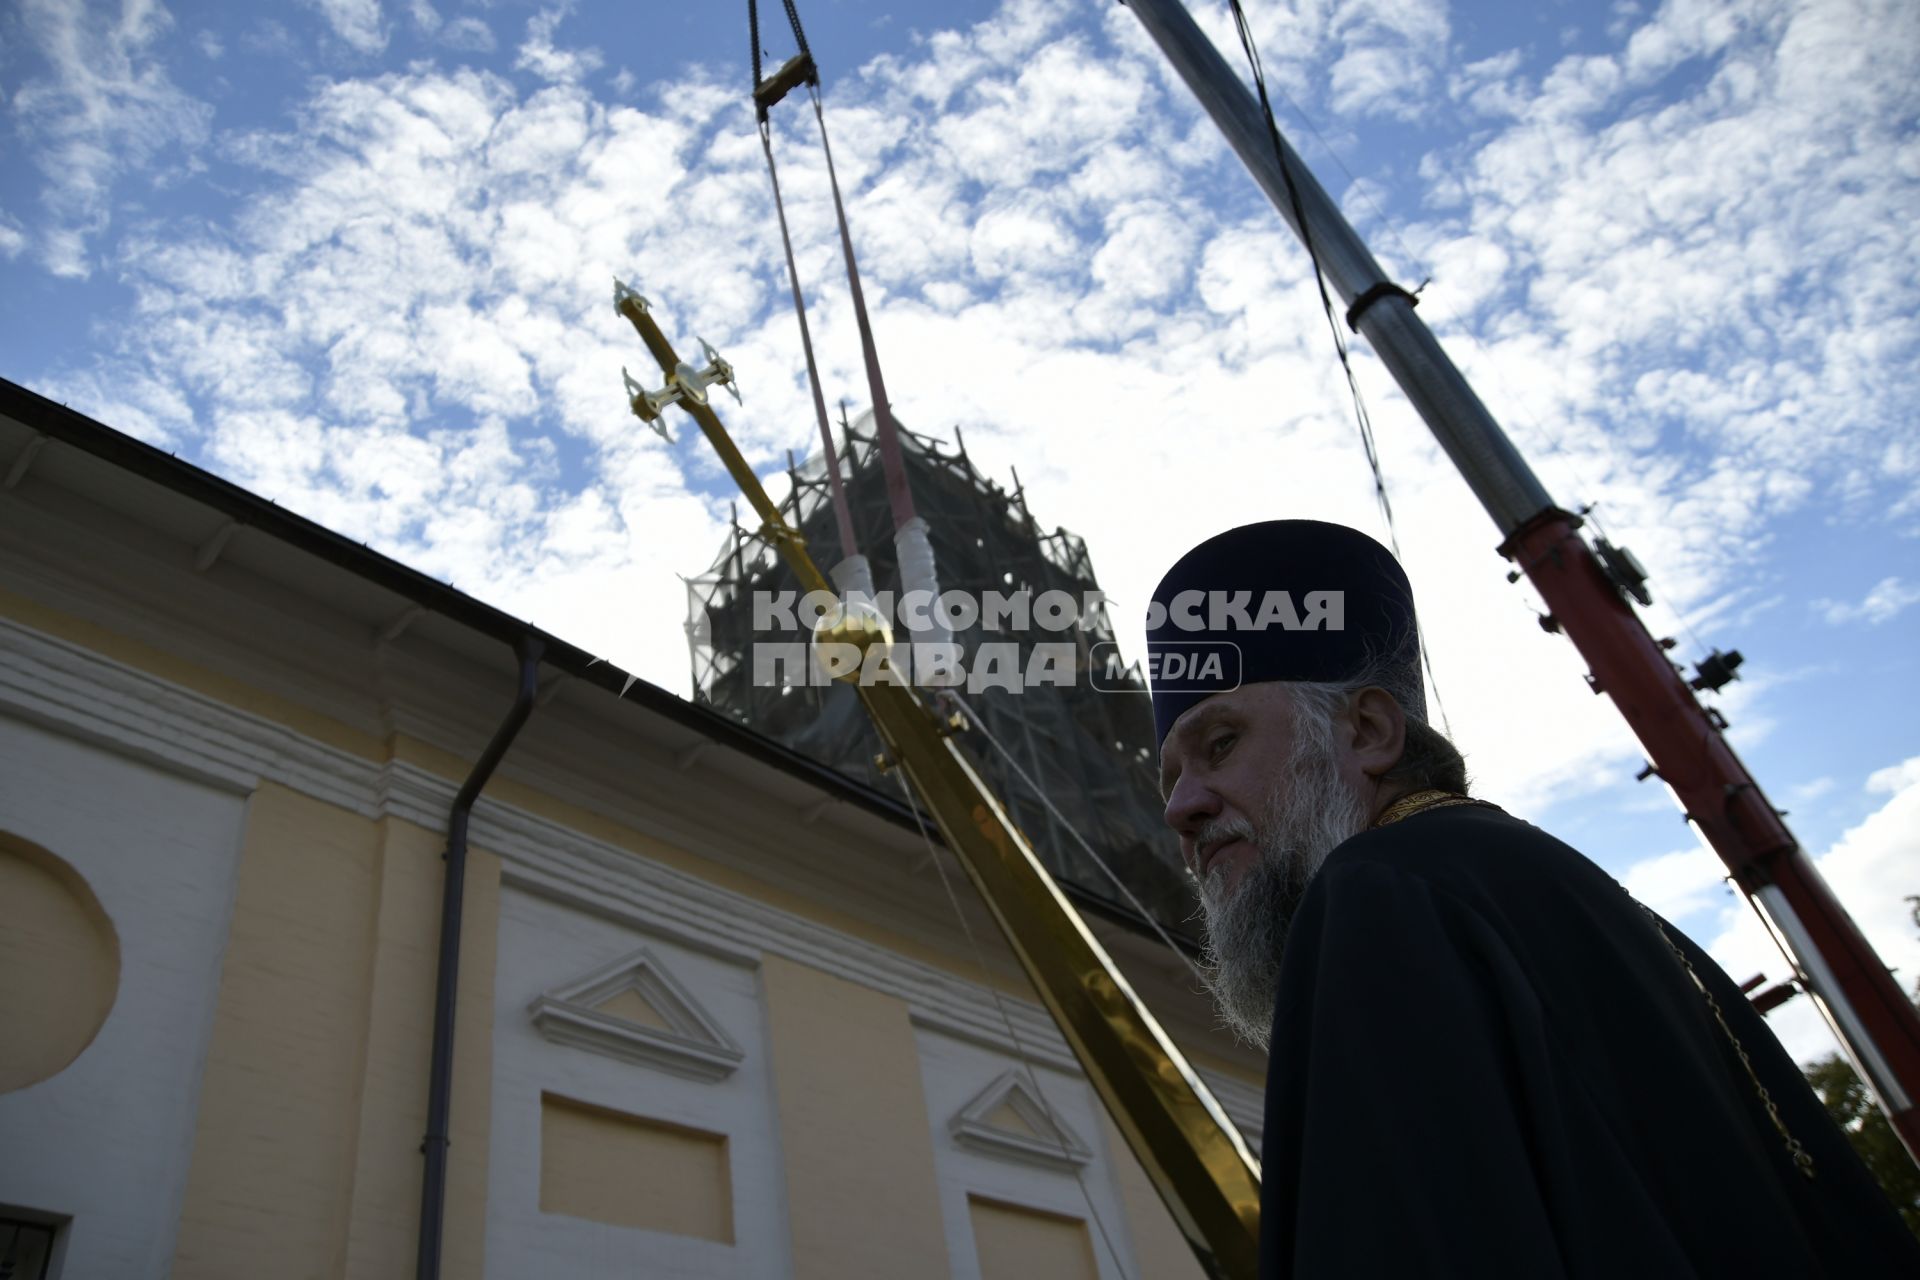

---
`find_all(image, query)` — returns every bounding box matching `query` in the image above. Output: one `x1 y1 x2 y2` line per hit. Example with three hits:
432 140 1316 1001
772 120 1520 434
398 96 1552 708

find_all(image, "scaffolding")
686 410 1198 943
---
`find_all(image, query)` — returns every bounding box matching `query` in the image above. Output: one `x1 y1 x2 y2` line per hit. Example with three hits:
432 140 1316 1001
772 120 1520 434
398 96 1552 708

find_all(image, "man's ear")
1345 686 1406 779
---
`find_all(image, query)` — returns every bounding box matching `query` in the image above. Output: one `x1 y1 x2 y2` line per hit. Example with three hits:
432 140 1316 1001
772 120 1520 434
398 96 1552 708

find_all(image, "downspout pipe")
416 633 544 1280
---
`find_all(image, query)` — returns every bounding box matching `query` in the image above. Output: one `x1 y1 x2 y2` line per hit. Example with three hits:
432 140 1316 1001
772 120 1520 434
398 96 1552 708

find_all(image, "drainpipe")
416 633 544 1280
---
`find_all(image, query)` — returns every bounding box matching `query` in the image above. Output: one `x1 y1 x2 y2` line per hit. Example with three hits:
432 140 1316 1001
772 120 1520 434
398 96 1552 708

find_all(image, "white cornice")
0 614 377 811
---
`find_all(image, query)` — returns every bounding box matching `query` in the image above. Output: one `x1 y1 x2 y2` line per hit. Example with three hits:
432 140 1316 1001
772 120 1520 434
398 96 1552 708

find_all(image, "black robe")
1257 803 1920 1278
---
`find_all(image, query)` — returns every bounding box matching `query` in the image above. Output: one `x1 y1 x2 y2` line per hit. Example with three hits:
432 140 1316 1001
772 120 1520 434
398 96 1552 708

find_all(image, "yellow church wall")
760 954 953 1279
385 734 1042 1010
968 1194 1099 1280
172 781 380 1278
537 1093 734 1241
168 784 499 1280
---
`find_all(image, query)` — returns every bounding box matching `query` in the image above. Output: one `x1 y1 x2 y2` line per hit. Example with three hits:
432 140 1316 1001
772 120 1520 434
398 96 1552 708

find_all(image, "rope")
886 765 1137 1280
808 83 917 530
760 116 860 561
781 0 809 58
942 688 1211 989
1227 0 1454 741
752 0 919 536
748 0 762 90
749 0 813 91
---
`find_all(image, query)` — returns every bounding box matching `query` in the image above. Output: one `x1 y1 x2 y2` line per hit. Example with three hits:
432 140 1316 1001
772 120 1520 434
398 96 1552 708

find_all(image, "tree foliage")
1802 1053 1920 1240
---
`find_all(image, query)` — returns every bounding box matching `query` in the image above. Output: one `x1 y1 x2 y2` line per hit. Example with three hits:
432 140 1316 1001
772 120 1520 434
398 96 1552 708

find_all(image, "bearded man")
1147 520 1919 1279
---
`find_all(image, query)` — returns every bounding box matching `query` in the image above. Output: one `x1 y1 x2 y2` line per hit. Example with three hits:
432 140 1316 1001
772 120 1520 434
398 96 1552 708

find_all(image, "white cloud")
515 6 602 85
1170 0 1450 122
1813 576 1920 626
1788 775 1835 804
44 59 764 682
1327 0 1451 121
1089 204 1197 303
307 0 385 53
439 18 494 53
969 201 1075 280
1624 845 1735 924
1408 0 1920 618
10 0 213 276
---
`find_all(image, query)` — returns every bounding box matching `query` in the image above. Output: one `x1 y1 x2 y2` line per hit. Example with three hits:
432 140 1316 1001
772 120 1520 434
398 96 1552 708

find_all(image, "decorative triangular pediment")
528 946 744 1082
949 1069 1091 1170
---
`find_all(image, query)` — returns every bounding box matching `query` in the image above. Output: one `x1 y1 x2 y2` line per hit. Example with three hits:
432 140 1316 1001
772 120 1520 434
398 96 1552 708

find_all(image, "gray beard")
1193 730 1374 1049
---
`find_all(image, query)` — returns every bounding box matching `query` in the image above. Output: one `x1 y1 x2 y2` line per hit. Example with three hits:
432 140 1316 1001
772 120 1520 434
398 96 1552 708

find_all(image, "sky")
2 0 1917 1066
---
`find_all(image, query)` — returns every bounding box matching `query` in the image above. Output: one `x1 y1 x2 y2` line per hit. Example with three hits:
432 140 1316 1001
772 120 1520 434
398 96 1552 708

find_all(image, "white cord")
939 687 1210 990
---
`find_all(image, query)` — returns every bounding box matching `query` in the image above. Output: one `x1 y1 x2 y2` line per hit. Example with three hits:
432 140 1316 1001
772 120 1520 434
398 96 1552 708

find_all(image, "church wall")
760 954 953 1280
0 713 248 1278
0 462 1272 1279
485 886 789 1278
0 830 119 1094
0 581 389 766
1099 1110 1210 1280
537 1095 734 1240
3 550 1269 1115
968 1195 1100 1280
913 1022 1138 1280
172 780 382 1277
166 787 499 1280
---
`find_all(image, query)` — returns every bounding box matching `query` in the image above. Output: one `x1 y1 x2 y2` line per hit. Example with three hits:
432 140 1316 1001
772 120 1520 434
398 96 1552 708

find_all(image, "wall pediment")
527 945 744 1082
948 1069 1091 1171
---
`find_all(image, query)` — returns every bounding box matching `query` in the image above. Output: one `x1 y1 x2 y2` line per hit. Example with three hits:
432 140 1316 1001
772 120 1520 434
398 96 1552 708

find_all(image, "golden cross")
614 279 831 598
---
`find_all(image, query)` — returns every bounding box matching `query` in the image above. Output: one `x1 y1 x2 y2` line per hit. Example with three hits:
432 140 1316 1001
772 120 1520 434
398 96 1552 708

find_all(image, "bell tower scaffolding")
686 411 1197 943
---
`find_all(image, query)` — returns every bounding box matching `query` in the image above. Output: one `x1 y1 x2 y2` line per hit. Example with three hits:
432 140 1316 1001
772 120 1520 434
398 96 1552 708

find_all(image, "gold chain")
1639 905 1816 1180
1370 788 1495 828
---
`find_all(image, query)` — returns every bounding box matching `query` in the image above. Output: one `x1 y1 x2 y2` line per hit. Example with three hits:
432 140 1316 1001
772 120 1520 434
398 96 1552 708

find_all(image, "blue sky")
3 0 1916 1062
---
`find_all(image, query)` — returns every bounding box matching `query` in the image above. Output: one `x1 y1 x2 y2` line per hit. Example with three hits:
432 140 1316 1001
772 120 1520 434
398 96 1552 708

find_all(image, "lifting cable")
1226 0 1454 741
750 2 861 573
940 687 1209 989
751 0 949 637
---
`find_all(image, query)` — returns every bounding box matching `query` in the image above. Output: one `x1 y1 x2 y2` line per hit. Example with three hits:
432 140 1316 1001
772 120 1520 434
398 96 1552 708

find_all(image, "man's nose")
1162 770 1220 837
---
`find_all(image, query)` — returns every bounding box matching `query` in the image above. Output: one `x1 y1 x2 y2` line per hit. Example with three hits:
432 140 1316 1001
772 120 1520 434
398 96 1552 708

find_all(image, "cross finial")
614 278 741 443
614 279 830 598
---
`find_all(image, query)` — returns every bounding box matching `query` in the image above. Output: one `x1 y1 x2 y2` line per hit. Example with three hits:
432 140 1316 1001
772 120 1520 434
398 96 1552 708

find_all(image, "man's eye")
1207 733 1235 761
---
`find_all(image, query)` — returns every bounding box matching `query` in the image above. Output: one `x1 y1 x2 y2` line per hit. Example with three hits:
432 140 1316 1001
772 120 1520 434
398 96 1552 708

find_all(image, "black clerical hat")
1145 520 1420 747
